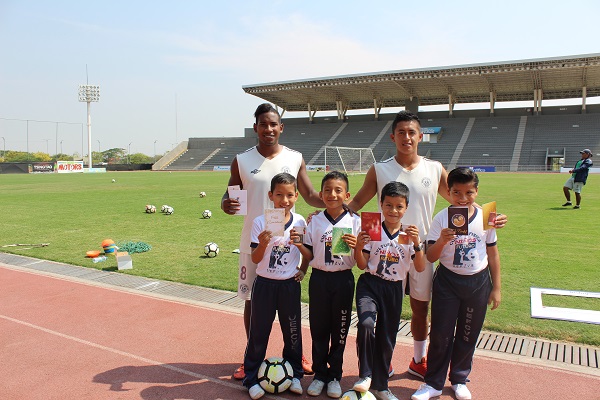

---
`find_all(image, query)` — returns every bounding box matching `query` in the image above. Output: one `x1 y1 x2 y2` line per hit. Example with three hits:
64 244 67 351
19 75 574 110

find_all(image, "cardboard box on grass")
116 251 133 270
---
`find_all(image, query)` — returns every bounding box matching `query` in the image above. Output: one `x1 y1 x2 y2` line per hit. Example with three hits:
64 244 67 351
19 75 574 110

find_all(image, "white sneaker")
248 384 265 400
327 379 342 398
352 376 372 392
452 384 472 400
289 377 303 395
307 379 325 396
371 389 399 400
411 383 442 400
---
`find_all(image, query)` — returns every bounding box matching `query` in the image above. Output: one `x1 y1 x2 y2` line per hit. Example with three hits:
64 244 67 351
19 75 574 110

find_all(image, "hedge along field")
1 170 599 346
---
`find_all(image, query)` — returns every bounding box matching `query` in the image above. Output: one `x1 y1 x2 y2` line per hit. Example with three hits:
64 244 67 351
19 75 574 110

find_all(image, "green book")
331 227 352 256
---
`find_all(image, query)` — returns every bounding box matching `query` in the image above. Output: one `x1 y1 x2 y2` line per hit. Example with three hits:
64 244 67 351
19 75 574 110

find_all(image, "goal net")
324 146 376 174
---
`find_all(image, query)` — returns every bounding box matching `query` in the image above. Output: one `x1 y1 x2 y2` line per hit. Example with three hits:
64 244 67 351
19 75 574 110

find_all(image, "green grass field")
1 170 599 346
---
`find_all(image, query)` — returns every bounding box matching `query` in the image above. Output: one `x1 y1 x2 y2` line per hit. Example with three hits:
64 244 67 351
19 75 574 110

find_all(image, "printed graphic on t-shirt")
376 252 399 277
269 241 291 270
368 241 409 281
324 238 343 264
451 236 479 267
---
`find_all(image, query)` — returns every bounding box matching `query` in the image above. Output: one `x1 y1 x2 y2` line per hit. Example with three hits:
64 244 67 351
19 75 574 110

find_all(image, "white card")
265 208 285 237
228 188 247 215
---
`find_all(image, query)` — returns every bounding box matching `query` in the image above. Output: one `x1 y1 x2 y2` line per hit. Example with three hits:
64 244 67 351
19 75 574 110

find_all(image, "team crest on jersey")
281 166 291 174
421 177 432 188
250 169 261 174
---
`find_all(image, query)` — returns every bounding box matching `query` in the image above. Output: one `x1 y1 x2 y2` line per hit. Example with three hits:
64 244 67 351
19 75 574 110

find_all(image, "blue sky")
1 0 599 157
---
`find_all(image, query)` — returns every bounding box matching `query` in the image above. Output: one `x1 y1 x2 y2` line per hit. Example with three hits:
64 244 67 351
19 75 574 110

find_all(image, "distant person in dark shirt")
562 148 593 209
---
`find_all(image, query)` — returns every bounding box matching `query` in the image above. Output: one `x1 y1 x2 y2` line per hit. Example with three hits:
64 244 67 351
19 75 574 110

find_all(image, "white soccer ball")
258 357 293 394
161 205 169 213
202 209 212 219
165 206 174 215
111 179 116 183
340 390 377 400
203 242 219 258
145 204 156 213
199 191 207 198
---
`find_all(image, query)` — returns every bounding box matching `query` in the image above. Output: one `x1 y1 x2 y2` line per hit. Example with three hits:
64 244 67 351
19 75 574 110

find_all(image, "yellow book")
482 201 497 230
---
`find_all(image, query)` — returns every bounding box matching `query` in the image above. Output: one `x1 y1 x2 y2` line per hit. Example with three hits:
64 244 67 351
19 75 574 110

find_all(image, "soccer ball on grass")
199 191 207 198
203 242 219 258
164 206 174 215
145 204 156 213
257 357 293 394
202 209 212 219
161 205 169 213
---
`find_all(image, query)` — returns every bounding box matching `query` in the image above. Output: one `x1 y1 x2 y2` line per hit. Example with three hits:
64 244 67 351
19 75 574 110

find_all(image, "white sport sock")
414 340 427 361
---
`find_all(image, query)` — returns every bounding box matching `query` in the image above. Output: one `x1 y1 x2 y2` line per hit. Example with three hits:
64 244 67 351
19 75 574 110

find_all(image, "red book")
361 212 382 241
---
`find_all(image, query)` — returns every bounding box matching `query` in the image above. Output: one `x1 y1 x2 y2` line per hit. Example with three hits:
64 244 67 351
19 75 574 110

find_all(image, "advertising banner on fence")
421 127 442 134
461 166 496 172
57 161 84 173
31 163 55 173
85 167 107 173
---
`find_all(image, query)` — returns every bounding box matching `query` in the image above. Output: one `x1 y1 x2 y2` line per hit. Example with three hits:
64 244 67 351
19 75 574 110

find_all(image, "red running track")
1 264 598 399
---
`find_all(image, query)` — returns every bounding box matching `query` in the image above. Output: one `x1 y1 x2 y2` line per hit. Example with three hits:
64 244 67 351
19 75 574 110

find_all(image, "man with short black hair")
349 111 507 384
222 103 323 380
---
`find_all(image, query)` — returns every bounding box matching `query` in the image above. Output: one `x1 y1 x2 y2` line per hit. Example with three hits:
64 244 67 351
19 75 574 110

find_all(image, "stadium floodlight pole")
154 140 157 162
26 120 29 161
60 140 64 154
81 124 84 160
78 84 100 169
97 140 100 153
128 142 132 164
1 136 5 158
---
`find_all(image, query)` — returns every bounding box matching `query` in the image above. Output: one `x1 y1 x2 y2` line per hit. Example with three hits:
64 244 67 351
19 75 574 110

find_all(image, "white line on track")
135 281 161 290
0 314 287 399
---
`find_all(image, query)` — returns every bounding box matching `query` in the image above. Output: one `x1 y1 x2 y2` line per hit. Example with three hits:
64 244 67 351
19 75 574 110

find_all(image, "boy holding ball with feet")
243 173 308 399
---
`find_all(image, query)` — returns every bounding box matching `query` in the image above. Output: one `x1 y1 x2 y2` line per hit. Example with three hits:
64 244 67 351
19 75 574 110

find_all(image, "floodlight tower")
78 84 100 168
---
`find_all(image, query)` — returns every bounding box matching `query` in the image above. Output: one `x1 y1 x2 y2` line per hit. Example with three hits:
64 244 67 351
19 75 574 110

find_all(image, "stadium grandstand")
154 53 600 172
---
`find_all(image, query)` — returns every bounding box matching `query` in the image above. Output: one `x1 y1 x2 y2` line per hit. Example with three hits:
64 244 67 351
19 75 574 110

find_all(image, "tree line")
0 147 161 164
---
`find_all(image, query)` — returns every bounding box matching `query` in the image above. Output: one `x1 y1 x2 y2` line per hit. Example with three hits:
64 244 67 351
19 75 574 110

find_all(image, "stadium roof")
243 53 600 115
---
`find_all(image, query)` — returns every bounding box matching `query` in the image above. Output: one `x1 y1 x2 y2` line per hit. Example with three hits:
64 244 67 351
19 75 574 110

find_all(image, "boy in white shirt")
353 182 425 400
243 173 308 399
297 171 361 398
412 167 501 400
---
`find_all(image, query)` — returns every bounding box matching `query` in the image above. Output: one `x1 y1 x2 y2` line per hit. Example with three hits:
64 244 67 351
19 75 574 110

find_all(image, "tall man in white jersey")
221 103 324 380
348 111 507 379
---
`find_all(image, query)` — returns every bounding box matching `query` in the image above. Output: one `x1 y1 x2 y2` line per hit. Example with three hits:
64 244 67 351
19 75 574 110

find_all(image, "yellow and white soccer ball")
340 390 377 400
257 357 293 394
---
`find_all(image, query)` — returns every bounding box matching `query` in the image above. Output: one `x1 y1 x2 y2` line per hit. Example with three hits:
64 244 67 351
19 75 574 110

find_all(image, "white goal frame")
324 146 376 174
